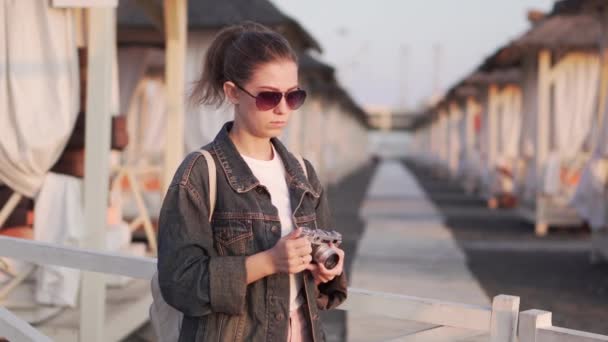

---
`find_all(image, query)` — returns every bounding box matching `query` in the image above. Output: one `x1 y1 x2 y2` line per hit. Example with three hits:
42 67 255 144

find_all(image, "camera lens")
324 254 339 270
313 245 340 270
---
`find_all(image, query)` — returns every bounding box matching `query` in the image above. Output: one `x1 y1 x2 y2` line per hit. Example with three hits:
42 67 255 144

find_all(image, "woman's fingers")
288 236 311 249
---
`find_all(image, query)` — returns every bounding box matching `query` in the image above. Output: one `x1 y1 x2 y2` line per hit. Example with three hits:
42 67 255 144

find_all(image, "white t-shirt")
241 145 304 311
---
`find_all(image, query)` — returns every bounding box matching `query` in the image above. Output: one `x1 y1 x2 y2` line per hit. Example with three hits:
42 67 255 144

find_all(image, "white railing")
0 235 156 280
519 310 608 342
0 307 52 342
341 288 519 341
0 235 607 342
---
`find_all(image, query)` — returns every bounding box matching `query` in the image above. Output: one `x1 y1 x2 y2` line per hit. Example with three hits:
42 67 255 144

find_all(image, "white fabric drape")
570 55 608 229
571 159 608 229
553 55 599 159
34 172 133 306
543 55 600 196
125 77 168 164
33 173 83 306
498 89 522 160
118 47 164 115
0 1 79 198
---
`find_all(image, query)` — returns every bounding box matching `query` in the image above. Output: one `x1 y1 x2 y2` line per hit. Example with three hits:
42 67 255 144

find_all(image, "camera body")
300 228 342 270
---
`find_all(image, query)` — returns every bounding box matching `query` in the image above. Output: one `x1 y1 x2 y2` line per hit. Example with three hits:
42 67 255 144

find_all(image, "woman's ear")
223 81 239 105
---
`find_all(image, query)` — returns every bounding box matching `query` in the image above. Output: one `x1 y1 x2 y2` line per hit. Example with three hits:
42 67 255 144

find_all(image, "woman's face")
225 59 300 139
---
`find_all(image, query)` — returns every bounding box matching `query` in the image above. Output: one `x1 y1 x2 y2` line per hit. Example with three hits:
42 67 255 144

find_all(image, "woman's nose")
274 96 290 115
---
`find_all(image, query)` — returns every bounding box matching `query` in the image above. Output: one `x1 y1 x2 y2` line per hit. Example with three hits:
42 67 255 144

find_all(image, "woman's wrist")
259 249 277 276
245 250 277 284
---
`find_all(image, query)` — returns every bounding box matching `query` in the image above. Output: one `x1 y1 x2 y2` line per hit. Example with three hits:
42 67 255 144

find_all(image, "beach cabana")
477 3 602 235
0 1 190 339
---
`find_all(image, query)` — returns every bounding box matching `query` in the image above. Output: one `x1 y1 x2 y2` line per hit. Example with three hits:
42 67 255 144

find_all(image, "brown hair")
190 22 298 107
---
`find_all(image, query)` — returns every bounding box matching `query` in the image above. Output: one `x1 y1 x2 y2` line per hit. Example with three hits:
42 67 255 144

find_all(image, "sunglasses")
234 82 307 111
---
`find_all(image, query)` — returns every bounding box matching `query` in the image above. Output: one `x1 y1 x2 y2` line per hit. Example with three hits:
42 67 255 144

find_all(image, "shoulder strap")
198 149 216 222
294 154 308 179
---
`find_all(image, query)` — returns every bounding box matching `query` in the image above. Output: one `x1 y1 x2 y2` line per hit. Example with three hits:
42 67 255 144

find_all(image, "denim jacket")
157 122 347 341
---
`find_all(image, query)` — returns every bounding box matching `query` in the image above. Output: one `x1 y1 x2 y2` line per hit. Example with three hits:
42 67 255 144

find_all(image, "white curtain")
118 47 164 115
570 56 608 229
448 108 461 175
125 77 168 165
553 55 599 159
499 88 523 160
457 107 468 177
544 54 600 196
0 0 79 198
570 159 608 229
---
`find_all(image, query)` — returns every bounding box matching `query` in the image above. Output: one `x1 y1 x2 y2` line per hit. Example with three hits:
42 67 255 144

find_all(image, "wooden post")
465 97 476 157
518 310 552 342
0 193 23 227
80 7 115 342
535 50 552 236
449 102 462 176
163 0 187 196
536 51 552 183
489 295 520 342
441 109 449 169
487 85 499 170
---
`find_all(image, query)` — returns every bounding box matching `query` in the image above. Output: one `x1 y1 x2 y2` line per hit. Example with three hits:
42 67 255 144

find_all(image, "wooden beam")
536 50 552 184
163 0 188 196
466 97 480 154
0 192 22 228
487 84 499 168
81 7 115 342
51 0 117 7
135 0 164 32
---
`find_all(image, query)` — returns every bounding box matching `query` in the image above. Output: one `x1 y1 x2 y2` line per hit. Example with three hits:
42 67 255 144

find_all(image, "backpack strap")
198 149 216 222
294 154 308 179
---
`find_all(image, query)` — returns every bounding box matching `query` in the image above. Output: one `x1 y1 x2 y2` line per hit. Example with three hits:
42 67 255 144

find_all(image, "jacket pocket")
212 219 254 256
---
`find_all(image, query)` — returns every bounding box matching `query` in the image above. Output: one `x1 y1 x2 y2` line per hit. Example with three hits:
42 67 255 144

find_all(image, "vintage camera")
300 228 342 270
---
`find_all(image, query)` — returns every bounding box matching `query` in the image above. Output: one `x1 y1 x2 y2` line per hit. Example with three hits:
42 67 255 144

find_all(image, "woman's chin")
265 125 286 136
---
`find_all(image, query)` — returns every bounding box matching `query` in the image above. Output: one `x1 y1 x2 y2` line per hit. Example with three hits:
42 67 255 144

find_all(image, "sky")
270 0 555 111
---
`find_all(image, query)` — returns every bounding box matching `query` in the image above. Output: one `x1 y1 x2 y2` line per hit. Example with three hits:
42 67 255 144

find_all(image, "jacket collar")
211 122 318 196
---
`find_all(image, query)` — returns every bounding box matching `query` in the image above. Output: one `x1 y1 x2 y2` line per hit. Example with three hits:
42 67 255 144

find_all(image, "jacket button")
271 226 279 234
275 313 284 321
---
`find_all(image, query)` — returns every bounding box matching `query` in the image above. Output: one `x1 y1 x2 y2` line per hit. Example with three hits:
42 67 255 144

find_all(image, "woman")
157 22 347 341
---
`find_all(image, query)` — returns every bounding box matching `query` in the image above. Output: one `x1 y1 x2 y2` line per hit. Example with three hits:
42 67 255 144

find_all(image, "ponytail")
190 22 298 107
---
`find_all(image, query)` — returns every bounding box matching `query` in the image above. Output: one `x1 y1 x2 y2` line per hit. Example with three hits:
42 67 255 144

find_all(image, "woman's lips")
270 121 286 127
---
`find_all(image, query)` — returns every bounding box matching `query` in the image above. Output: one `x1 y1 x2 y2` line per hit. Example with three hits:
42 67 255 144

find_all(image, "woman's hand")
268 227 313 275
307 243 344 286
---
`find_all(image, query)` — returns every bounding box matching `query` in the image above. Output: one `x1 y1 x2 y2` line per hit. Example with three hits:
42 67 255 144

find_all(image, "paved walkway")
346 160 490 341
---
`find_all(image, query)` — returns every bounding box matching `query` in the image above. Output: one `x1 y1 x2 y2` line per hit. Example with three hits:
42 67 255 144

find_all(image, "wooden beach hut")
476 3 603 235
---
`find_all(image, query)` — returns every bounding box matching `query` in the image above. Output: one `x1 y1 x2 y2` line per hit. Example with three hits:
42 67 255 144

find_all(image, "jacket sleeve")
303 159 348 310
157 153 247 316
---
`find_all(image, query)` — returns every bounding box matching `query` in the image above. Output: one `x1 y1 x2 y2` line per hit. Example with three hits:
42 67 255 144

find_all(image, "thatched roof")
552 0 608 16
298 53 335 75
298 52 336 98
418 0 607 131
117 0 321 52
478 0 603 71
514 14 600 50
468 68 522 85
